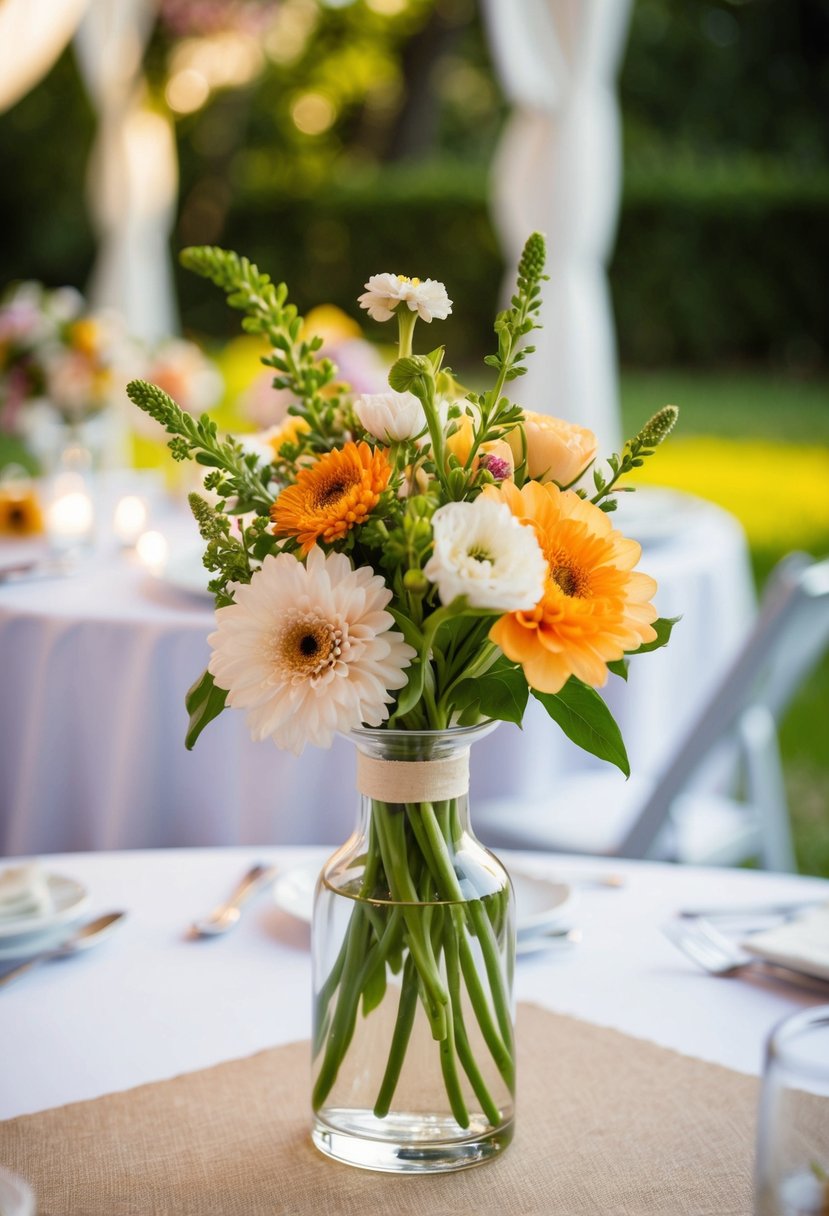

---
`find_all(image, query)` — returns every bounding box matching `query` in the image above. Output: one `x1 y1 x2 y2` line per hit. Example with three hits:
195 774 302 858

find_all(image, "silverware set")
1 858 823 992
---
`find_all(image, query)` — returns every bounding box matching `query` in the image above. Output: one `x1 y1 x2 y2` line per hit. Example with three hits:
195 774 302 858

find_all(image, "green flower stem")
421 800 515 1059
312 908 373 1108
397 308 417 359
372 803 449 1040
372 956 420 1117
457 925 515 1091
443 917 502 1127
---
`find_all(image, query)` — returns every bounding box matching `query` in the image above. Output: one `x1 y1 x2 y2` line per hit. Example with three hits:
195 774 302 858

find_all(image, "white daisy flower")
207 547 416 755
354 390 424 443
358 274 453 323
424 499 547 612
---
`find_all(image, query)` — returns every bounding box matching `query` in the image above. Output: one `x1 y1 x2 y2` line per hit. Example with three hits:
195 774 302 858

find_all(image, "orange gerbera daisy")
483 480 658 694
271 440 391 554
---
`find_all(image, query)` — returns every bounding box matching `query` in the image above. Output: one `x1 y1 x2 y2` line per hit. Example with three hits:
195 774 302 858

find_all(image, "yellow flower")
271 441 391 554
264 415 311 457
0 487 44 537
69 318 101 358
445 413 475 467
484 480 658 694
506 412 597 486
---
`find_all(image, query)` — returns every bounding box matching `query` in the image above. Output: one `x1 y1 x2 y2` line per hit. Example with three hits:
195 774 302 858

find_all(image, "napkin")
743 902 829 981
0 864 53 921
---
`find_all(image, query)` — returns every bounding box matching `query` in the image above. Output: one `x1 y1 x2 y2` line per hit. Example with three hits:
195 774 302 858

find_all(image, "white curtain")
481 0 632 454
74 0 178 346
0 0 91 113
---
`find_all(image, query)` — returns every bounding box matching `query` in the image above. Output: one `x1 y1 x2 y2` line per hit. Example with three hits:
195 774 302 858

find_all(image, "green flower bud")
403 568 430 596
637 405 679 449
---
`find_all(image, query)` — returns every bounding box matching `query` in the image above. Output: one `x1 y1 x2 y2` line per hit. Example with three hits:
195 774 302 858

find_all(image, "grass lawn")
620 369 829 877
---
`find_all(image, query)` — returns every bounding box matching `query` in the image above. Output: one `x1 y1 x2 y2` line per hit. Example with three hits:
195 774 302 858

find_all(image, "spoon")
190 862 279 938
0 911 128 989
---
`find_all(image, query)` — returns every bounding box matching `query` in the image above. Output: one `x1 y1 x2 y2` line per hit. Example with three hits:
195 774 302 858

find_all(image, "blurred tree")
0 0 825 365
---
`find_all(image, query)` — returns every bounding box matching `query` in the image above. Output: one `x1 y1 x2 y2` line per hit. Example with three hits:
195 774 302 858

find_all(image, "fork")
661 918 829 994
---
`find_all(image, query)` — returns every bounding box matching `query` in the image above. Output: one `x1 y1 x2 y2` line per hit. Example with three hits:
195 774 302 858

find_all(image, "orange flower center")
550 558 589 598
277 616 343 680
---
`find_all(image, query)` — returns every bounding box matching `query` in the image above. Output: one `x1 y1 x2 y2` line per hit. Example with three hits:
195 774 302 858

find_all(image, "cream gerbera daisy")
207 548 416 755
423 499 547 612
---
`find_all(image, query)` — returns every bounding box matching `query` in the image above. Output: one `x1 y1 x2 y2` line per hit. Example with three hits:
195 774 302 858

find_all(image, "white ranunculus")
424 500 547 612
358 274 452 324
354 390 424 443
400 277 452 322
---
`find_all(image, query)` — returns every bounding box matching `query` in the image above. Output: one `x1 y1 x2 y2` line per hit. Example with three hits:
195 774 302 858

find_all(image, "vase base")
312 1110 514 1174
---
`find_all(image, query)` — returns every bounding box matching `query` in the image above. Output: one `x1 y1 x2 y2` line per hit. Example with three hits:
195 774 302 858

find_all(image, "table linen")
0 489 755 854
1 847 827 1122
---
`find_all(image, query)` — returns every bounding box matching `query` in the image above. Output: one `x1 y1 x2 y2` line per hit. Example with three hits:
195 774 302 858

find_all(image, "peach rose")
507 412 597 486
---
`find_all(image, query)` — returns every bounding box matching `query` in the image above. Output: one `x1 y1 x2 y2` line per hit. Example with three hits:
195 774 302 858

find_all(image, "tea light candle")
113 495 148 547
136 529 169 575
47 488 95 551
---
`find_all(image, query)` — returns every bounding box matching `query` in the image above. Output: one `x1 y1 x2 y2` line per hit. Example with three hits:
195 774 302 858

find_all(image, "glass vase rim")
765 1004 829 1080
348 722 499 744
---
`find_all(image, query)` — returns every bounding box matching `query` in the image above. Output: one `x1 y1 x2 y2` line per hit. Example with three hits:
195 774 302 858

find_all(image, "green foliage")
184 670 228 751
532 681 631 777
451 659 529 728
591 407 680 510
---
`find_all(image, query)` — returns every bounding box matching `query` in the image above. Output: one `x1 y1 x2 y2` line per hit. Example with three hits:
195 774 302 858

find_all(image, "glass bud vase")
311 724 516 1173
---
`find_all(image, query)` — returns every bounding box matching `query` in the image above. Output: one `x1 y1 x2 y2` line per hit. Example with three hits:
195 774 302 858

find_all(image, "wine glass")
755 1005 829 1215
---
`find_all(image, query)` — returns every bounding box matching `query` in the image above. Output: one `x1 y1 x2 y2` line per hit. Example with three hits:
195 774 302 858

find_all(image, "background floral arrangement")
0 282 135 439
128 232 677 770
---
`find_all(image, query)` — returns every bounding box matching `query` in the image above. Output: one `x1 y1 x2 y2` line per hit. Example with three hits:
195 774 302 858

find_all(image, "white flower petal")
423 500 547 612
208 549 415 755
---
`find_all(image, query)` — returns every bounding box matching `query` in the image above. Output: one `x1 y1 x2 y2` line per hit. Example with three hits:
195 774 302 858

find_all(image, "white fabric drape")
0 0 90 113
481 0 632 454
74 0 178 347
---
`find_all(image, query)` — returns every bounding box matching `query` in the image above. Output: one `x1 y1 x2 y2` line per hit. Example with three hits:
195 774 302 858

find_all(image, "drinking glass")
755 1005 829 1215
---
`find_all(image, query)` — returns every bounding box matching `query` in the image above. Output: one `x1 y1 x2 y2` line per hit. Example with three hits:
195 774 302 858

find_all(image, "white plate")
0 873 89 941
273 862 575 940
157 548 213 601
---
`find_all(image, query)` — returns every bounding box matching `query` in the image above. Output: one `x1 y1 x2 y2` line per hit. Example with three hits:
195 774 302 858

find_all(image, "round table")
0 487 756 855
1 846 827 1121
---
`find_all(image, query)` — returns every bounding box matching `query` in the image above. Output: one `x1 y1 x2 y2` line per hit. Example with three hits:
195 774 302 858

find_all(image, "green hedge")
179 160 829 370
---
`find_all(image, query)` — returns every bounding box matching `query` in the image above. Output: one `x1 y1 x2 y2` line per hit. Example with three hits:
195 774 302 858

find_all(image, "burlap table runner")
0 1003 758 1215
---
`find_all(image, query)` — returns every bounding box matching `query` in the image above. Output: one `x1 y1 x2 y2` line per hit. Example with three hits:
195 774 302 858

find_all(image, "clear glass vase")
311 724 516 1174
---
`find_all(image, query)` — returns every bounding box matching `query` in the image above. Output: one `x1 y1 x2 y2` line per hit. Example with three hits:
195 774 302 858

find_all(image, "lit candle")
113 495 148 547
136 529 169 575
47 488 95 552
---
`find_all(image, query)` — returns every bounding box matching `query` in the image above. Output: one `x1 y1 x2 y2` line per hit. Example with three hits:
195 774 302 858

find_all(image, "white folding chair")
475 553 829 871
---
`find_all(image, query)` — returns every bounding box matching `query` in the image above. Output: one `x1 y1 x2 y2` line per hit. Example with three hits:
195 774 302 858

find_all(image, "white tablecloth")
0 487 755 854
1 847 827 1121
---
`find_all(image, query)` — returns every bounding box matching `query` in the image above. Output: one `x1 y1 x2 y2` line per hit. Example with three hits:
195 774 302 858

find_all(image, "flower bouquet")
0 281 136 471
127 233 677 1172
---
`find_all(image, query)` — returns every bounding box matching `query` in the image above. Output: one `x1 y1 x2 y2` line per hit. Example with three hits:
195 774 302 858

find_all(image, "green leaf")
607 658 629 681
532 680 630 776
627 616 681 657
184 669 228 750
452 660 529 727
394 658 426 719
